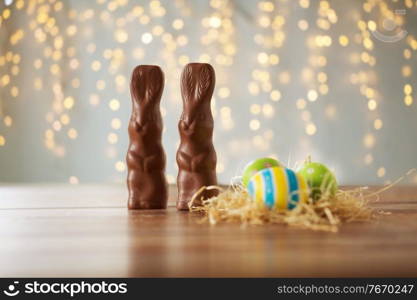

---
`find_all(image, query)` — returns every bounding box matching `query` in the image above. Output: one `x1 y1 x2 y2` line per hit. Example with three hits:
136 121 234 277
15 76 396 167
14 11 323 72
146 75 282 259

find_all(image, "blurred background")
0 0 416 185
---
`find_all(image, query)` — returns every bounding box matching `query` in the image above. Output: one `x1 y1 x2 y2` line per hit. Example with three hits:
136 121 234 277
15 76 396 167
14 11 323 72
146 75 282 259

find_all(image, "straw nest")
189 168 415 232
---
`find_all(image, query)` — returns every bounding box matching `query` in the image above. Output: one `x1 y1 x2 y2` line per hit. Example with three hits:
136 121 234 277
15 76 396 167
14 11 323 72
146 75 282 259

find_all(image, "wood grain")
0 184 416 277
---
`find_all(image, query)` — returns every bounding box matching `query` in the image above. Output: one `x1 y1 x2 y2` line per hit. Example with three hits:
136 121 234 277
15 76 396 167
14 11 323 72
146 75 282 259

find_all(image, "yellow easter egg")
247 167 308 210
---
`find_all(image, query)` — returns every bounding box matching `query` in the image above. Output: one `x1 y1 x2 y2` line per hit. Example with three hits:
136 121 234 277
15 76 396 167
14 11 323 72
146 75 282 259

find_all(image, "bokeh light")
0 0 416 185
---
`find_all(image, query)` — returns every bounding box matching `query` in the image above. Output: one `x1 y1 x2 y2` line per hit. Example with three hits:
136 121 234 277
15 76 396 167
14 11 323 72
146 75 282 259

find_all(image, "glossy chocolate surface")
127 65 168 209
176 63 218 210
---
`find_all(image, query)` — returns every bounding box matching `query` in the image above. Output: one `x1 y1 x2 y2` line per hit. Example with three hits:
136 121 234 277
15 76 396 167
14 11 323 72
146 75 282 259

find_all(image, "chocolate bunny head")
130 65 164 124
180 63 215 126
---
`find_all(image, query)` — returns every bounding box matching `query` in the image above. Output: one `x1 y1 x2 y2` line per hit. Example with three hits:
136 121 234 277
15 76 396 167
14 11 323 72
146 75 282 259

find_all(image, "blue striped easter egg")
247 166 308 211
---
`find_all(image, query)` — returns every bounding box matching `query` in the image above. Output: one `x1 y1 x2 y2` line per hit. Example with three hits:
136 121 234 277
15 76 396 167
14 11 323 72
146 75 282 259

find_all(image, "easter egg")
242 157 280 187
247 167 308 210
297 162 338 201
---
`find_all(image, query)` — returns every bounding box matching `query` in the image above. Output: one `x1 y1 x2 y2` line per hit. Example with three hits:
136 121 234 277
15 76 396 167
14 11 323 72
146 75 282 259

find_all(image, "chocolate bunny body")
127 65 168 209
176 63 218 210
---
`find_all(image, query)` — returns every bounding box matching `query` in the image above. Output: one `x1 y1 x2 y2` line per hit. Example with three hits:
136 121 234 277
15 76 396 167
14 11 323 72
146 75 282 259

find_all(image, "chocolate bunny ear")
130 65 146 102
146 66 164 101
130 65 164 102
197 63 215 101
180 63 196 104
181 63 215 104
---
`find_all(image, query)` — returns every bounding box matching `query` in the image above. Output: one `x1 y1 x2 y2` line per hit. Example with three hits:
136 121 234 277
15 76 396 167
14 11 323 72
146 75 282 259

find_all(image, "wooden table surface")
0 184 417 277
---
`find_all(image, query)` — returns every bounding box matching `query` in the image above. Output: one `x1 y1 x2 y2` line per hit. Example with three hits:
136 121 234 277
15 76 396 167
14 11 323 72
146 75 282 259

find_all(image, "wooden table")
1 184 417 277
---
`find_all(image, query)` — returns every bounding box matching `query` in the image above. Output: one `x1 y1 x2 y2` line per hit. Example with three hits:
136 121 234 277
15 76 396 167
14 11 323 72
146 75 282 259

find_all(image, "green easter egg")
242 157 280 187
298 162 338 201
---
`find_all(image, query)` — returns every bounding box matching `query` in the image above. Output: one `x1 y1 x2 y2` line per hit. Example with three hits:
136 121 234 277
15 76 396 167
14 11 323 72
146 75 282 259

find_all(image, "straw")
189 167 415 232
189 184 376 232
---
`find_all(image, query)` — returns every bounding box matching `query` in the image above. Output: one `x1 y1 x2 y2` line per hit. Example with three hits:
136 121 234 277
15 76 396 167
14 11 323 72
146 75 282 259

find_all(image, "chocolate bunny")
126 65 168 209
176 63 218 210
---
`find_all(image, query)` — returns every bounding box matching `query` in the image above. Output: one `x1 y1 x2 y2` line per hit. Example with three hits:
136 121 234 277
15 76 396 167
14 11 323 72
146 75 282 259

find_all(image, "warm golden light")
109 99 120 111
64 97 75 110
307 89 318 102
115 161 126 172
249 119 260 131
0 0 411 184
305 123 317 136
141 32 153 44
